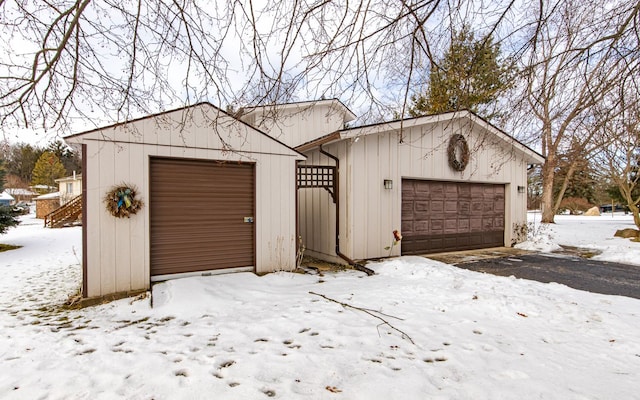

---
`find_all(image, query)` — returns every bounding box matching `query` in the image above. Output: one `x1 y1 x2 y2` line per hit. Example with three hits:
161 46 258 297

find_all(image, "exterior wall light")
517 185 526 194
384 179 393 190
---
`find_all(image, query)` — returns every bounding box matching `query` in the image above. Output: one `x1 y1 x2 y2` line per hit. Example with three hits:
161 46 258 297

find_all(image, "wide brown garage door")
401 180 505 254
150 158 255 277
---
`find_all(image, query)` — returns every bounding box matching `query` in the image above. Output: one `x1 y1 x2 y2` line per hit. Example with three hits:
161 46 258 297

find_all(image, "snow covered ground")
516 211 640 265
1 211 639 399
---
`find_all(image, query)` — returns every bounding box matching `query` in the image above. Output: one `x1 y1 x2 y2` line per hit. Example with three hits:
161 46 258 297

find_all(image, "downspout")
319 144 374 275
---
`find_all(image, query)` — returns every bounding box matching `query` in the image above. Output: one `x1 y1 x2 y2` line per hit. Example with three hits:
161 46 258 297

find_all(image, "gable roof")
297 110 544 164
64 102 305 160
4 188 38 196
0 191 15 201
55 174 82 183
34 192 60 200
241 98 357 124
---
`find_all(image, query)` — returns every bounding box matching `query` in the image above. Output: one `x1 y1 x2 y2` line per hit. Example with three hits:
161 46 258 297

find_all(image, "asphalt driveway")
451 250 640 299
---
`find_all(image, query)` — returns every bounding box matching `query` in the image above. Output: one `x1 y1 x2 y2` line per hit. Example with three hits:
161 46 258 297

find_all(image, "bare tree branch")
309 291 415 345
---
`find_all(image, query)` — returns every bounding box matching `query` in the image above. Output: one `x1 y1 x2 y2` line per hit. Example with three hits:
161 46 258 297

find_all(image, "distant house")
4 188 38 202
0 191 15 206
55 173 82 204
30 184 57 194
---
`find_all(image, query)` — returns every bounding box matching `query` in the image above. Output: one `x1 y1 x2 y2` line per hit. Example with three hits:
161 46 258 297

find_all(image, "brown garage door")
150 158 255 277
401 180 504 254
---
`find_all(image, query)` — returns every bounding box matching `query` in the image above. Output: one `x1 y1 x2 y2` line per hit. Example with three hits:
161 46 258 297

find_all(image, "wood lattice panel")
297 165 336 202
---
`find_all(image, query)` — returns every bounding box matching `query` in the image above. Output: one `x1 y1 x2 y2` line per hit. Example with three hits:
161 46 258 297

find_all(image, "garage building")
65 103 304 298
244 104 544 263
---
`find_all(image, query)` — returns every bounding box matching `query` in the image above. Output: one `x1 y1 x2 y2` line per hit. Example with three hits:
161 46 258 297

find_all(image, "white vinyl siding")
66 104 304 298
299 115 534 262
241 101 354 148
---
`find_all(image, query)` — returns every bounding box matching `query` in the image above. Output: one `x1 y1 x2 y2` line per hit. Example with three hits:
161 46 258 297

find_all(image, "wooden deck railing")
44 194 82 228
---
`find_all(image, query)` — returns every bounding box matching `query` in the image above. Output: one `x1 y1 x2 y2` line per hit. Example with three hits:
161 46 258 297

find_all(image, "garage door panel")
150 158 255 276
403 221 414 233
445 184 458 196
401 180 504 254
444 201 458 212
483 218 495 229
430 201 444 212
459 201 471 214
430 219 444 231
416 183 433 194
470 217 483 231
444 220 457 233
426 183 442 195
402 190 417 201
414 211 428 221
414 221 428 232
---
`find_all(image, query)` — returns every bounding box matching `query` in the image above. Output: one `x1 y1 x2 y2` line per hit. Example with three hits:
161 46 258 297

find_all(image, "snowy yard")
1 212 639 399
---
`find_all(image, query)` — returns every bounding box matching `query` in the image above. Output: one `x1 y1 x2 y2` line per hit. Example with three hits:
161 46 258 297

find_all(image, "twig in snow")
309 291 415 345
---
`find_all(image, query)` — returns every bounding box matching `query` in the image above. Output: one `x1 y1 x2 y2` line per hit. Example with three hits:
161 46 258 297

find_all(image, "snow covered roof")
34 192 60 200
4 188 38 196
31 185 56 191
0 191 15 201
55 174 82 183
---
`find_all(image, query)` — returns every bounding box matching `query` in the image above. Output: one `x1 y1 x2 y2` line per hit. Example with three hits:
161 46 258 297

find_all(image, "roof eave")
295 131 343 153
243 99 357 124
63 103 306 160
340 110 545 164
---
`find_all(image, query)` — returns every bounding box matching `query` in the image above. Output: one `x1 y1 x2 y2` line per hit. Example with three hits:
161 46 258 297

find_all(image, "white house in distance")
55 173 83 204
65 99 543 301
4 188 38 203
242 100 544 265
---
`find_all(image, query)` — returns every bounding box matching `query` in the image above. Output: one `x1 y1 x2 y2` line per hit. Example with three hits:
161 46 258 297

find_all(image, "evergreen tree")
31 151 66 192
409 25 512 119
553 141 598 205
46 140 81 174
0 160 20 234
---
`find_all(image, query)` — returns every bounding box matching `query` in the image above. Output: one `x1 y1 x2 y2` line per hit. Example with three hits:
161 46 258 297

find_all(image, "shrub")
558 197 593 215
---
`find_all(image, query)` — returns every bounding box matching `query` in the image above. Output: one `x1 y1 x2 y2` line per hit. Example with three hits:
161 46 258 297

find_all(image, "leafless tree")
595 80 640 229
510 0 640 223
0 0 526 135
1 1 639 214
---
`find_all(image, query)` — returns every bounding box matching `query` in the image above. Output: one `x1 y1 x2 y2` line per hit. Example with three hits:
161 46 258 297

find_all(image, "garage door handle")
244 217 254 223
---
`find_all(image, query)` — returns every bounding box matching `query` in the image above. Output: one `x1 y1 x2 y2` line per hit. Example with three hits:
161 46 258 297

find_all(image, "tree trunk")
541 154 556 223
622 191 640 230
631 206 640 230
552 161 578 212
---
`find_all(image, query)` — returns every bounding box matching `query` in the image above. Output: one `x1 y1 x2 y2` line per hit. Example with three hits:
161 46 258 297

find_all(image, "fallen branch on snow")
309 291 415 344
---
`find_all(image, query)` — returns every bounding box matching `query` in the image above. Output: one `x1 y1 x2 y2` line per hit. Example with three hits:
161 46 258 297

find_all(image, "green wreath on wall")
447 134 470 172
104 184 143 218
